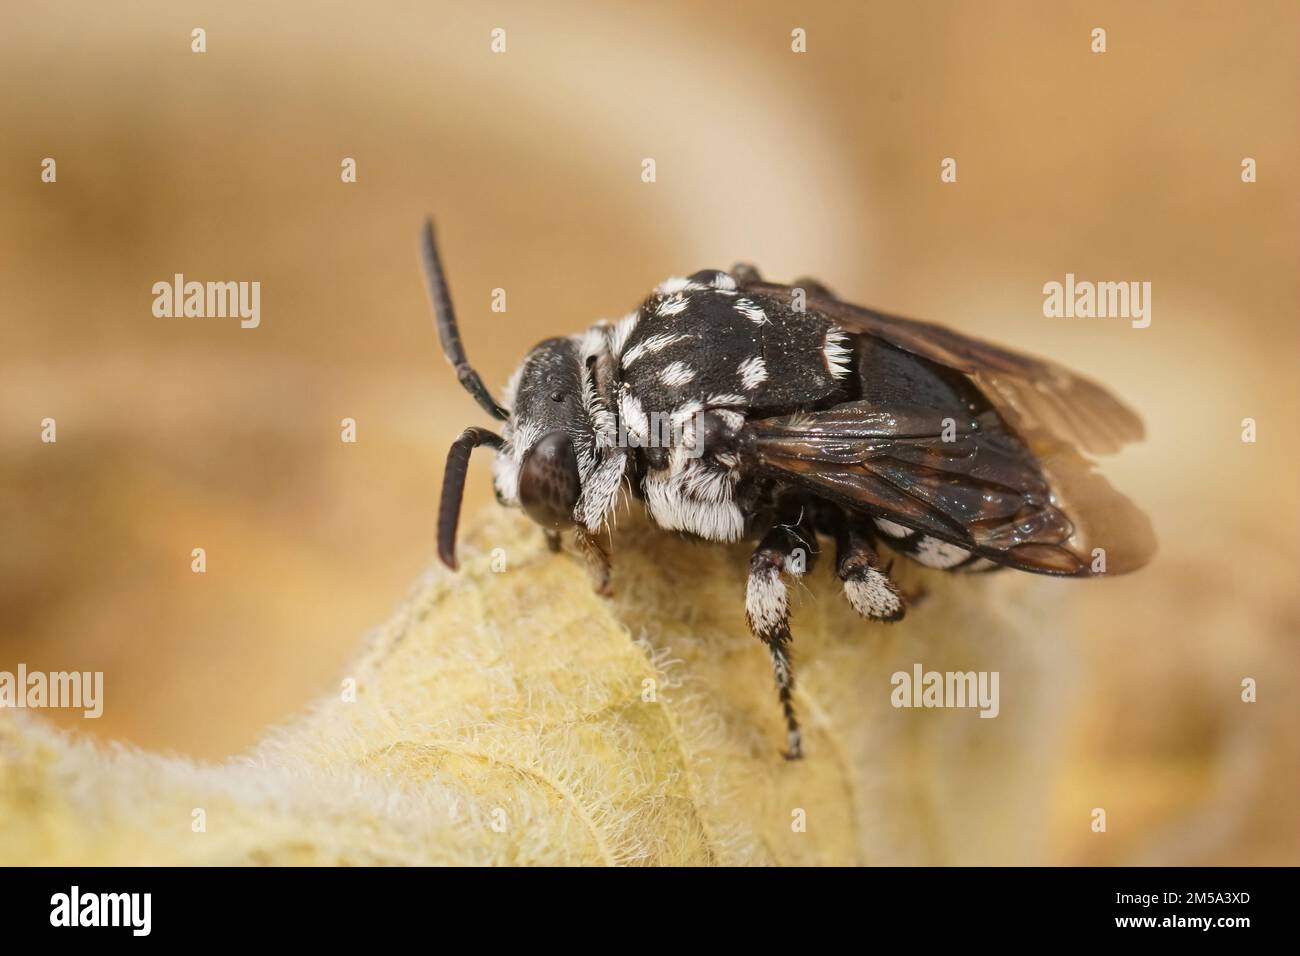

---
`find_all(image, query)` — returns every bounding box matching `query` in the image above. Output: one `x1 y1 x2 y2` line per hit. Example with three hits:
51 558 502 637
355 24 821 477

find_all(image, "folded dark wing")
744 281 1144 457
745 402 1155 576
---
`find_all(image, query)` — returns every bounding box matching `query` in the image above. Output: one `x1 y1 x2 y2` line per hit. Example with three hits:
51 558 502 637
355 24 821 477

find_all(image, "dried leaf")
0 509 1067 865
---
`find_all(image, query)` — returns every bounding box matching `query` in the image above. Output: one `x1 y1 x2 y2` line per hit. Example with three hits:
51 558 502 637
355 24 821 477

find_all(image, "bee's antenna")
421 219 509 421
438 426 504 569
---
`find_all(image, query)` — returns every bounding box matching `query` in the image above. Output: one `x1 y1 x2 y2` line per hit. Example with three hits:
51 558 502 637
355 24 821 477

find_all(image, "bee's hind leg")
831 511 905 622
745 506 819 760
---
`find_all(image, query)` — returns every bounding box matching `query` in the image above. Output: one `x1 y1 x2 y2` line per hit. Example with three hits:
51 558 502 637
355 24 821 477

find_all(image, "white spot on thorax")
656 276 706 295
823 328 853 380
738 355 768 390
621 332 690 369
660 361 697 387
609 311 640 359
734 298 767 325
657 294 690 317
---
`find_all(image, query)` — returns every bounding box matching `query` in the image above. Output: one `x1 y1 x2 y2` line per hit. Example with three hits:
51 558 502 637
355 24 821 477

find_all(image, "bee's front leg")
745 507 819 760
574 527 612 597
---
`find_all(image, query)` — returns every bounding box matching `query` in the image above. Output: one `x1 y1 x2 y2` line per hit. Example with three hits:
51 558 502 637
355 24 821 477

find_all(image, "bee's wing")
745 281 1144 456
745 402 1155 576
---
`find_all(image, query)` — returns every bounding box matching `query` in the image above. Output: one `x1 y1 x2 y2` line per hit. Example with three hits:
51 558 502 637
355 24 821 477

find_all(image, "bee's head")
421 219 617 569
493 336 595 532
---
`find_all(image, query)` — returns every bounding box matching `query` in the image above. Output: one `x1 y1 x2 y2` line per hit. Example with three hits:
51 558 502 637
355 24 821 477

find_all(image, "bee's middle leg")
831 511 905 622
745 506 818 760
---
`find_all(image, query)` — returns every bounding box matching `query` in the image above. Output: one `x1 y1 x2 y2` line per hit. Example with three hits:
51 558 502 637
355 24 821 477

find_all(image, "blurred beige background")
1 1 1296 864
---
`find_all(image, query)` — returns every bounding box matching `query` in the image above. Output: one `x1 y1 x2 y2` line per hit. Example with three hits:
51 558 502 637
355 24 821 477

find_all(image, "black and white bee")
424 220 1154 759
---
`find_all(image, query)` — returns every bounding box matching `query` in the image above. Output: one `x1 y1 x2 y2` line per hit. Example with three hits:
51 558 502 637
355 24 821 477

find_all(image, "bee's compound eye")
518 430 580 531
